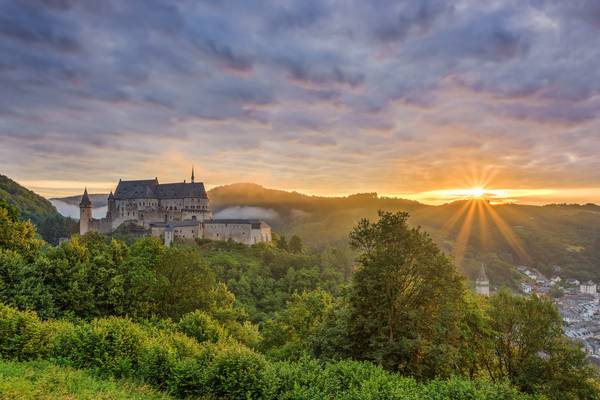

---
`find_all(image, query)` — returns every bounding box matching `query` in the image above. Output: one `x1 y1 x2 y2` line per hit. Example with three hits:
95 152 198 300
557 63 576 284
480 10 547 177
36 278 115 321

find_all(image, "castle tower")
107 191 116 221
475 264 490 296
79 188 92 235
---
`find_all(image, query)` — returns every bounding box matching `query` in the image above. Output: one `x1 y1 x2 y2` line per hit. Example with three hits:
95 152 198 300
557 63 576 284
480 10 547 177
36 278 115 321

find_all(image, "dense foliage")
0 303 540 400
0 199 598 399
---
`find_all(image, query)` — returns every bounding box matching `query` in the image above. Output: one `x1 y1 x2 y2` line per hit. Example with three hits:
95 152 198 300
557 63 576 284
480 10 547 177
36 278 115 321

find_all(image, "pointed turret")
79 188 92 207
191 166 195 183
79 187 93 235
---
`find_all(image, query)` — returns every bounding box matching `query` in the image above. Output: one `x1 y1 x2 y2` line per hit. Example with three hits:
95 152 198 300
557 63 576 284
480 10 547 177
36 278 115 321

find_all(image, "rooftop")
113 178 208 200
149 220 200 229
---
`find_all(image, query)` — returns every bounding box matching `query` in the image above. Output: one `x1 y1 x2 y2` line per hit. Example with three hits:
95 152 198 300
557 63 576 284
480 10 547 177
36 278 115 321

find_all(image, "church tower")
79 188 92 235
475 264 490 296
191 166 195 183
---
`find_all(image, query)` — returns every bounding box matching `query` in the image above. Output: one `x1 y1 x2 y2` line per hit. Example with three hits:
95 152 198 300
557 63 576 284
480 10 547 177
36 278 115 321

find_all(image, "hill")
0 174 77 244
52 183 600 285
0 174 59 223
51 193 109 208
205 184 600 285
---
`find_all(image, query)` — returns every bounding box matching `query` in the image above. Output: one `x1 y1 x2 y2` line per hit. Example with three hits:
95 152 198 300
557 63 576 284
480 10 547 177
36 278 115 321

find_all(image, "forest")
1 198 598 399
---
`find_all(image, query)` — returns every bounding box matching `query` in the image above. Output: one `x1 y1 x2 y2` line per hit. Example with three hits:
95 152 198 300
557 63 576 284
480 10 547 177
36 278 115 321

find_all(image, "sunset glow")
441 198 532 265
399 188 559 205
1 2 599 206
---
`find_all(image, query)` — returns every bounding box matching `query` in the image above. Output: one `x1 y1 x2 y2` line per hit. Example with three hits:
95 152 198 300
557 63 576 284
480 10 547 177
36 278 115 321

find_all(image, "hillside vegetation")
0 175 57 222
0 361 171 400
211 184 600 284
52 182 600 287
0 174 77 244
1 200 598 399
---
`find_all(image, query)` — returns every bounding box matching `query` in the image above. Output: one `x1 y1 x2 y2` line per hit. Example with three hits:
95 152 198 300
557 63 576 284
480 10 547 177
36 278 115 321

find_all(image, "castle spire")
79 187 92 207
191 166 195 183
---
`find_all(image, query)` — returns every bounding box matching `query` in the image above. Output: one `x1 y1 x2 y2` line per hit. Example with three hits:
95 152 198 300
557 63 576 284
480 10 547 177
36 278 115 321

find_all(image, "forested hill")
206 183 600 283
0 174 58 223
0 174 76 243
52 182 600 283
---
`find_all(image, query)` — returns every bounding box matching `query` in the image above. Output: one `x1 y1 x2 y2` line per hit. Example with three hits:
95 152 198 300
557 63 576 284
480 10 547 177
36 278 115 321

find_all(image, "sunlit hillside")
52 183 600 286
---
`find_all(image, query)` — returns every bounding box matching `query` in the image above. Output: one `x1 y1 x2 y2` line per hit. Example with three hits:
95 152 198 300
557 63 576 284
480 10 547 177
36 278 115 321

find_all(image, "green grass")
0 360 173 400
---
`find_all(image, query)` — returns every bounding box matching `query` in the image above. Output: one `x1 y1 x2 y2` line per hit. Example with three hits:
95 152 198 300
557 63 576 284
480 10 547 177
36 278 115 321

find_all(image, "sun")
467 187 486 198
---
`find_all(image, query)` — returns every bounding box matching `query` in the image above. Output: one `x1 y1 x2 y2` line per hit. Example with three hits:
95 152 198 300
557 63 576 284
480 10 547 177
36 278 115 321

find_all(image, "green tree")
0 206 43 260
347 211 466 378
276 235 288 251
485 290 599 399
153 245 217 320
288 235 303 254
261 289 333 360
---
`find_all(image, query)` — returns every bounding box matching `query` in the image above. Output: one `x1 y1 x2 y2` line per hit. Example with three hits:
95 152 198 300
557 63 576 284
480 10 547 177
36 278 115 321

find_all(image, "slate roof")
114 179 158 199
79 188 92 207
150 220 201 228
113 179 208 200
155 182 207 199
204 219 270 229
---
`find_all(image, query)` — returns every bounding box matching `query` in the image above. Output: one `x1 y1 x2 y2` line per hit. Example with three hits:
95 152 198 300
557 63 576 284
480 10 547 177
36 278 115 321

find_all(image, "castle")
79 169 272 245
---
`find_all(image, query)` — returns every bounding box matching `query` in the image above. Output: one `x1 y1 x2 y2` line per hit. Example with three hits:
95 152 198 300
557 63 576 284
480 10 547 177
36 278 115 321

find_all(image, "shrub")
0 360 171 399
0 303 45 360
178 310 226 343
137 336 178 390
207 346 268 399
51 317 145 378
167 356 212 399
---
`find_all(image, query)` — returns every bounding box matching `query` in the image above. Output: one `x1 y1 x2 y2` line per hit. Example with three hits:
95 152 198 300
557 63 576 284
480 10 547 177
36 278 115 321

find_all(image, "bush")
207 346 268 399
167 354 213 399
52 317 145 378
0 303 46 360
178 310 227 343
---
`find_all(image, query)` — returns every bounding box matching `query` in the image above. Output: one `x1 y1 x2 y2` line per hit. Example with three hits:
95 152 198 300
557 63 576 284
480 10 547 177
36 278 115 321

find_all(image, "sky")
0 0 599 204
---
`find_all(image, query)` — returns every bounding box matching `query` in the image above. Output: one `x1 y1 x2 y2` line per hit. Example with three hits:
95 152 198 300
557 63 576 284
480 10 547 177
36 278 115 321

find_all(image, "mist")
214 206 279 220
50 199 107 220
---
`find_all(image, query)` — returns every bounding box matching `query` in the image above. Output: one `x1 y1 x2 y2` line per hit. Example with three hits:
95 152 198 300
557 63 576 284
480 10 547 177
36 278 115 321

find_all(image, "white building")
581 281 597 295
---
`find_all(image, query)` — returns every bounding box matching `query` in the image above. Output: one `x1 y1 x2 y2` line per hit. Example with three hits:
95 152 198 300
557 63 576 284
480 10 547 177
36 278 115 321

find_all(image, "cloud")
0 0 599 203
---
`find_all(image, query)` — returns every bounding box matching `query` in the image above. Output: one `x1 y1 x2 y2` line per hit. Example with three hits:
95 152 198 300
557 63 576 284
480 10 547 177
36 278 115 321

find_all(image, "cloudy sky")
1 0 599 203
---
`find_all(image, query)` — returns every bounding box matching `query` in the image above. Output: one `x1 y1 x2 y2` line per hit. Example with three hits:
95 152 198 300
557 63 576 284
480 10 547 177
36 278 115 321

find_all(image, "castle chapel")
79 169 272 245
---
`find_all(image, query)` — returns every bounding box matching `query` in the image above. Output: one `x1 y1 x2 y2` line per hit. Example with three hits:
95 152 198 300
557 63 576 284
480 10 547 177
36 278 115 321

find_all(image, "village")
515 266 600 364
